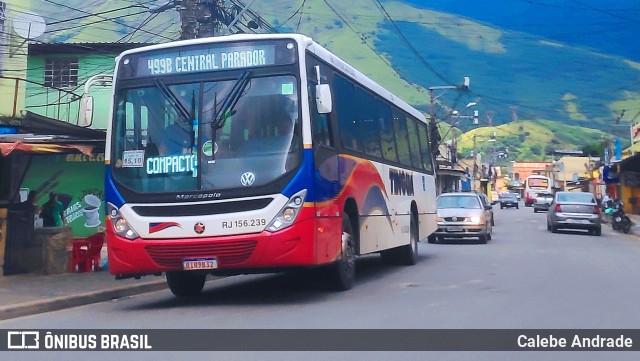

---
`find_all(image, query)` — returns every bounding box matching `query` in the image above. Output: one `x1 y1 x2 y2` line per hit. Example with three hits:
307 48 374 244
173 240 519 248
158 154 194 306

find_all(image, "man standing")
41 192 67 227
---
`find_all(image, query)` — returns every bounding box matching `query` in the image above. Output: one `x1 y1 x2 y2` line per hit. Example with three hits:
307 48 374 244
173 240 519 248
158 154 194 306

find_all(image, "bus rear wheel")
166 271 206 297
329 214 356 291
382 215 418 265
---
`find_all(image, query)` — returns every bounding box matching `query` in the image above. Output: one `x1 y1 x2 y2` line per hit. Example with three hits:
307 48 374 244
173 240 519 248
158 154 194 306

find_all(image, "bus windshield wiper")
212 71 251 131
154 78 191 128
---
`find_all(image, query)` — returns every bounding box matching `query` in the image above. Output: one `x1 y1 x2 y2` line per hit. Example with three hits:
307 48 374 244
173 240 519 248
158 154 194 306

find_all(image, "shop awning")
0 111 105 156
618 153 640 172
0 141 94 156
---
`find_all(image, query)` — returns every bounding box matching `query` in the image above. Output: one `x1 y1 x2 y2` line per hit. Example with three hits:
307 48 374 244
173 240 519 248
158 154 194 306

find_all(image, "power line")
370 0 455 86
41 0 175 41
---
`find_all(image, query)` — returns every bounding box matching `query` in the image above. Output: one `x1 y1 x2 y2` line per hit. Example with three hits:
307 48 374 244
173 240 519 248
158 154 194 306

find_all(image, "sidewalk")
0 271 167 321
2 214 638 323
627 213 640 236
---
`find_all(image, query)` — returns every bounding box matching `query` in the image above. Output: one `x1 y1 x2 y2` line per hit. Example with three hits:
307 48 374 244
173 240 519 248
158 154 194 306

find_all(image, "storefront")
617 154 640 215
0 112 105 276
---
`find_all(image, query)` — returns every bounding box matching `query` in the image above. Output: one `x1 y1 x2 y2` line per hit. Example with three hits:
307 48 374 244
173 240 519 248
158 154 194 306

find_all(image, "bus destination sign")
135 44 276 77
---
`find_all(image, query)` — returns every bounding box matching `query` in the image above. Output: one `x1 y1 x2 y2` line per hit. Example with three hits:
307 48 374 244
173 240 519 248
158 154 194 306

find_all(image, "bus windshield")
110 74 300 194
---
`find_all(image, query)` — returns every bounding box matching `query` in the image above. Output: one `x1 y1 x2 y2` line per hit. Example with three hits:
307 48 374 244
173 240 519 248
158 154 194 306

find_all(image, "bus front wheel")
166 271 206 297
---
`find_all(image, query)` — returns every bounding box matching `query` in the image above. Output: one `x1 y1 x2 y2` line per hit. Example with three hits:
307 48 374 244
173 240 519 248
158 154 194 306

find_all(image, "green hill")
38 0 640 158
453 120 608 164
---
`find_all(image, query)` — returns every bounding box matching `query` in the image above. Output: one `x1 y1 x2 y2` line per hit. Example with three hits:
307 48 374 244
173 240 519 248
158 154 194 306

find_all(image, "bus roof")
115 33 427 124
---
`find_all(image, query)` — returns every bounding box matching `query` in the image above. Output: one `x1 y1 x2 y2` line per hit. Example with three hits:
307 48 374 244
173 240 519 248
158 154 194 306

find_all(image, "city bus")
104 33 437 296
524 174 552 207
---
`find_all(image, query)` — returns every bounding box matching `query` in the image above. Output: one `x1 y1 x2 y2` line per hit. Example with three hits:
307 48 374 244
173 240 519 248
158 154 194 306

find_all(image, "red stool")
71 233 105 272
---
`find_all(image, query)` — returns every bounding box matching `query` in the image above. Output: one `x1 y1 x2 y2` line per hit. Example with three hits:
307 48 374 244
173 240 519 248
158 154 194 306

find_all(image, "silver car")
533 192 554 213
547 192 601 236
428 193 493 244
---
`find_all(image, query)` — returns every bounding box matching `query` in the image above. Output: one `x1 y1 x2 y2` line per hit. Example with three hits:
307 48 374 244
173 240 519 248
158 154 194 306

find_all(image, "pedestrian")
21 190 40 212
17 190 42 228
41 192 67 227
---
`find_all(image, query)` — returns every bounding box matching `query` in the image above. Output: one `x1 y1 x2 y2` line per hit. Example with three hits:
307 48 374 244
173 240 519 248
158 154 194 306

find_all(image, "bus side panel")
312 147 343 264
359 161 396 254
416 172 437 240
336 155 397 255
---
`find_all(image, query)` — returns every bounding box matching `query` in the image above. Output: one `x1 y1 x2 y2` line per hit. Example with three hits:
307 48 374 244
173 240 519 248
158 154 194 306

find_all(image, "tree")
581 141 604 157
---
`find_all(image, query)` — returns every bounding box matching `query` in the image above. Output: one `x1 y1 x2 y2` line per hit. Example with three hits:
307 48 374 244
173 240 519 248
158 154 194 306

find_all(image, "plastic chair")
71 233 105 272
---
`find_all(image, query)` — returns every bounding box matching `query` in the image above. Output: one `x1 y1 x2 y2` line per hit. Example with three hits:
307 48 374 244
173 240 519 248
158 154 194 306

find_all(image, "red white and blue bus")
524 174 552 207
105 33 437 296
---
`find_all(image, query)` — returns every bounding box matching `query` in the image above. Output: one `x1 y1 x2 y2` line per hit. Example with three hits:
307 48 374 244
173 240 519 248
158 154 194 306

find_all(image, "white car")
428 193 493 244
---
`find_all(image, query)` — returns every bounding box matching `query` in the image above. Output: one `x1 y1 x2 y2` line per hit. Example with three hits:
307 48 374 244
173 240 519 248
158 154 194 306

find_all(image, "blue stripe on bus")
282 148 316 199
105 167 125 208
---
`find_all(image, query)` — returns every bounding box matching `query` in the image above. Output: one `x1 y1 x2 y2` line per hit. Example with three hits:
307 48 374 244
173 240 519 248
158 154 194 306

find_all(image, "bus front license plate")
183 258 218 270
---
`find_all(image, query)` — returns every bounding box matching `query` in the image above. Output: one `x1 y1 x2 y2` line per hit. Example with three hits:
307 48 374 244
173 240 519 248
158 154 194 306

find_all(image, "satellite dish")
13 12 46 39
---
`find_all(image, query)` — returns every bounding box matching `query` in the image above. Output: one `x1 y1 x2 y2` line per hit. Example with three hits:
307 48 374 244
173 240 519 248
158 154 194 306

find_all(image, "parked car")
499 193 519 209
428 193 493 243
533 192 554 213
547 192 601 236
475 191 495 226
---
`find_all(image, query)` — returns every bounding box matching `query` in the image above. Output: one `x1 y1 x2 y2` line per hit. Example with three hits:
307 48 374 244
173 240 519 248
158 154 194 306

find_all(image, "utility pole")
150 0 271 40
428 77 471 161
472 134 478 190
179 0 227 39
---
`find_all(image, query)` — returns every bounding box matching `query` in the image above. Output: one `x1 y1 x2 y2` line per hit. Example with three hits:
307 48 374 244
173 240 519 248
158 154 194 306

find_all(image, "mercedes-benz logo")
452 217 458 222
240 172 255 186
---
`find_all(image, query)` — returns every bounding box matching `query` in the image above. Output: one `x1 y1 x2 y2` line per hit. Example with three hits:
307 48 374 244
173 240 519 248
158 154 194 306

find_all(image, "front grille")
444 217 467 222
146 241 257 268
132 198 273 217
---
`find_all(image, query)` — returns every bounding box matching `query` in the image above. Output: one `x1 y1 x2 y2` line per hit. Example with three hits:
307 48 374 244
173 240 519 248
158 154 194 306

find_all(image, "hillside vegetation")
455 120 607 163
37 0 640 157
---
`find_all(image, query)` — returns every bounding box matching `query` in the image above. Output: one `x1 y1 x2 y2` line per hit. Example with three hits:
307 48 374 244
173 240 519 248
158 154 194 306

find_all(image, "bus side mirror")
315 84 332 114
79 95 94 127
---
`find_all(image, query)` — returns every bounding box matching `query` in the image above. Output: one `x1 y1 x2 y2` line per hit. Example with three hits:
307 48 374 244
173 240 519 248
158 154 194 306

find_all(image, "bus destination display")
135 45 276 77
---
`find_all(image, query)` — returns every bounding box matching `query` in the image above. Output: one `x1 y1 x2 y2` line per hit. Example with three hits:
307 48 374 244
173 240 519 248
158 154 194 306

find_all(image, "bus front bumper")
106 215 337 277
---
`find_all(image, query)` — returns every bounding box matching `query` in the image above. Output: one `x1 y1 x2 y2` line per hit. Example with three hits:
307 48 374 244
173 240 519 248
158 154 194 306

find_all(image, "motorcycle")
604 200 631 233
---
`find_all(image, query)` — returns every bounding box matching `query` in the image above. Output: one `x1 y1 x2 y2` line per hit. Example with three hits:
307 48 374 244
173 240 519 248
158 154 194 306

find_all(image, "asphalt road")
3 204 640 360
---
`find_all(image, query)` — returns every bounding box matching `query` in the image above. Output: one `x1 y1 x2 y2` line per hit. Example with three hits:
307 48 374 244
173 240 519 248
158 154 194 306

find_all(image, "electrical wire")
371 0 455 86
296 0 307 32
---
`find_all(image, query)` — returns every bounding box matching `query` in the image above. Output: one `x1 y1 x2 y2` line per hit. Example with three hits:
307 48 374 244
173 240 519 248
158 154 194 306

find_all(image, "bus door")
308 67 341 264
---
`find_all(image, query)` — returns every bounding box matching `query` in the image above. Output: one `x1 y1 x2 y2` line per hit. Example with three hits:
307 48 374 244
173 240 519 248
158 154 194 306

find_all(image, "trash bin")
2 205 34 275
34 226 72 275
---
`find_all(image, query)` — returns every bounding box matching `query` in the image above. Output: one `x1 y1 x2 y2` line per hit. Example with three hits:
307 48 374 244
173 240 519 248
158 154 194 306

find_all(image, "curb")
0 280 167 321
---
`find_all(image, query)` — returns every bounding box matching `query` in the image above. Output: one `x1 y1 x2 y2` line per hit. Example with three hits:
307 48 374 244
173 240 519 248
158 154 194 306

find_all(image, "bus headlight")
267 189 307 232
107 203 139 240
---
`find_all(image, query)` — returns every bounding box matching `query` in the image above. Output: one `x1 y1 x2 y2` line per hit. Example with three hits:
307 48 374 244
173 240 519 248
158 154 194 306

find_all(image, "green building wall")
25 53 115 130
